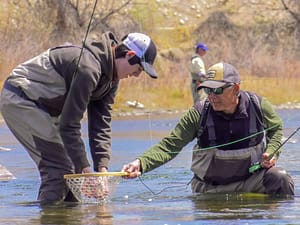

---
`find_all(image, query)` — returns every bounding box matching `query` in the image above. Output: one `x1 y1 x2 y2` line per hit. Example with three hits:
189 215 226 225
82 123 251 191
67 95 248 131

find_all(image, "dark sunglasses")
203 83 234 95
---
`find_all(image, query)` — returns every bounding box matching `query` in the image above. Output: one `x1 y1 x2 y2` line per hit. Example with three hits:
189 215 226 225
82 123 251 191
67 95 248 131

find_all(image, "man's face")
197 48 207 56
116 52 144 80
204 83 238 113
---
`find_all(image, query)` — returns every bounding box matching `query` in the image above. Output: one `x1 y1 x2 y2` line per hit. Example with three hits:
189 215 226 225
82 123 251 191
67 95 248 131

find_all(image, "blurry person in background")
189 42 208 103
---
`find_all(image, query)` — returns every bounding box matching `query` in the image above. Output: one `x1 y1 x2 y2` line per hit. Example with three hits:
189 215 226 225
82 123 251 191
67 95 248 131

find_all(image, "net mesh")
65 174 123 204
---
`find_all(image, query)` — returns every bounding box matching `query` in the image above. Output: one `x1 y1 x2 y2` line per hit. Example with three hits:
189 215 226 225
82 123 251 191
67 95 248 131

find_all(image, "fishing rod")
249 126 300 173
73 0 98 77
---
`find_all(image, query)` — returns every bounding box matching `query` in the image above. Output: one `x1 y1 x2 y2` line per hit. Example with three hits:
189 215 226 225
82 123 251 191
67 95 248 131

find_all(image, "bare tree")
39 0 135 43
0 0 135 75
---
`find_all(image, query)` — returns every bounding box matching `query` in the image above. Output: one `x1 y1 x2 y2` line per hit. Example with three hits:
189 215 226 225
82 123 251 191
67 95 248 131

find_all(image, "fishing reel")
248 126 300 174
248 162 261 173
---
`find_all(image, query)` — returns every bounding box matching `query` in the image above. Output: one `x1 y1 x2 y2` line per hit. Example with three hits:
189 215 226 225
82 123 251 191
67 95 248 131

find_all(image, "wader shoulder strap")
191 55 199 61
245 91 264 127
206 109 217 146
244 91 265 146
194 99 210 139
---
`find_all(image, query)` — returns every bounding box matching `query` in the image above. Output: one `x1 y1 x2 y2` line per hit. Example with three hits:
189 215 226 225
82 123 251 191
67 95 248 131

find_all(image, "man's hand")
82 166 92 174
260 152 276 169
121 159 141 178
98 166 108 173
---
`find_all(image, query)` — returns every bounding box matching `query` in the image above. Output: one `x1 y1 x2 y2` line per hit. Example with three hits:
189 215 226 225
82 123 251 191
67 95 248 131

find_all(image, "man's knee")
263 167 294 195
191 177 207 193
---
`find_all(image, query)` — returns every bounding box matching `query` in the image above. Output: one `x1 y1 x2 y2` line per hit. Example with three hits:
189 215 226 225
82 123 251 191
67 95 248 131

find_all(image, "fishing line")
147 112 154 145
73 0 98 77
249 125 300 173
138 176 192 195
132 2 296 195
193 124 278 153
137 123 285 195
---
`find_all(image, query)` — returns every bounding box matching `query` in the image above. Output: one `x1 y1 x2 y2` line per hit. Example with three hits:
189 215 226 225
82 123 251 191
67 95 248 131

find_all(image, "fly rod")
249 126 300 173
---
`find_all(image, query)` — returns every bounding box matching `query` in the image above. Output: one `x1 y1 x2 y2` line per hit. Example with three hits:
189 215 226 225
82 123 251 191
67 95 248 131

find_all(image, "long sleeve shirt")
138 95 282 174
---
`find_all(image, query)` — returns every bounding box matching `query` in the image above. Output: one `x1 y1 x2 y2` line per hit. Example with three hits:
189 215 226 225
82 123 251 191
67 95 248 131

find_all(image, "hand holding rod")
249 126 300 173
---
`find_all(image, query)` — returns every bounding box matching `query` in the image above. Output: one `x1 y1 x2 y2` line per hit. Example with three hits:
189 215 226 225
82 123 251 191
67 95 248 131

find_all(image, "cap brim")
141 61 158 79
197 80 226 90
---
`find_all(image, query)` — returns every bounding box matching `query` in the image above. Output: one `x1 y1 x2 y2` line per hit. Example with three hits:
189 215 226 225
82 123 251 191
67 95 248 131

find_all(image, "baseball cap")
198 62 241 90
122 33 158 79
196 42 208 51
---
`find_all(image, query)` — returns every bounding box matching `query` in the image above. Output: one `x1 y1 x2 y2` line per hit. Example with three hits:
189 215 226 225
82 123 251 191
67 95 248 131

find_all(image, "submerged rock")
0 164 15 181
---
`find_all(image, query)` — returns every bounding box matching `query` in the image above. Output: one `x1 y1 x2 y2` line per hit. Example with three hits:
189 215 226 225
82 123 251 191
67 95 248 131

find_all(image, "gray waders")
0 84 74 204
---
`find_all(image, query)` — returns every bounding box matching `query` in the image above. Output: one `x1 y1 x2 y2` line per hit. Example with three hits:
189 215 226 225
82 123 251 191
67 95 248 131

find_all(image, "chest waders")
191 92 266 185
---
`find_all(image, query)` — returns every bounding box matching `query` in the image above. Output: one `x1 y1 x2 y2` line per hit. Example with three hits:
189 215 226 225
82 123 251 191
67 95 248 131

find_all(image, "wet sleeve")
138 108 201 174
261 97 283 158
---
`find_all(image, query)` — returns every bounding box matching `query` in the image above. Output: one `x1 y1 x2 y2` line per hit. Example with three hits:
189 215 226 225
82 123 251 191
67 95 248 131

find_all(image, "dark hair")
114 42 141 66
115 43 129 59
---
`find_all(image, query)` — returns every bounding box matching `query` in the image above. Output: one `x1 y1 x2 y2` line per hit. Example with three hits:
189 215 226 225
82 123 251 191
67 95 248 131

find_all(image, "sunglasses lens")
203 88 211 95
204 87 222 95
214 88 223 94
203 83 233 95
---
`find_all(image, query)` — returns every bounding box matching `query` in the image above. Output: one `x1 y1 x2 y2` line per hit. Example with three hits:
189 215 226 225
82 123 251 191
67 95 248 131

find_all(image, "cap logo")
206 70 217 79
197 62 240 90
206 62 224 81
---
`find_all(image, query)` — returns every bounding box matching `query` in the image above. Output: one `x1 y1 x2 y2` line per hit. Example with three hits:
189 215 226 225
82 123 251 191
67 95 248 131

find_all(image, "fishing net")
64 172 128 204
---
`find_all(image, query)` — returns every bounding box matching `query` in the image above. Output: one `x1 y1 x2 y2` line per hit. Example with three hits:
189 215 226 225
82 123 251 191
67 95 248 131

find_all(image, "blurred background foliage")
0 0 300 112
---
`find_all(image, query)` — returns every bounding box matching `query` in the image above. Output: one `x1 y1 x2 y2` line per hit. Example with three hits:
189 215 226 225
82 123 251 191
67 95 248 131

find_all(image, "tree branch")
280 0 300 23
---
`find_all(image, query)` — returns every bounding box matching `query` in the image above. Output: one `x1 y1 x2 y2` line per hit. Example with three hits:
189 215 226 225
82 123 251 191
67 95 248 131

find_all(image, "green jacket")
138 95 283 174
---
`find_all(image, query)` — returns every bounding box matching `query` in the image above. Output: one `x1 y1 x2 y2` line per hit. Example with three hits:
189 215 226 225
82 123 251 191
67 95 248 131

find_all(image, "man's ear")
126 50 136 58
233 83 240 95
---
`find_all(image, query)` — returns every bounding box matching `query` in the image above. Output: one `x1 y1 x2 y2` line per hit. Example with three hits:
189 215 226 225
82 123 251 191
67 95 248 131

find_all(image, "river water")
0 109 299 225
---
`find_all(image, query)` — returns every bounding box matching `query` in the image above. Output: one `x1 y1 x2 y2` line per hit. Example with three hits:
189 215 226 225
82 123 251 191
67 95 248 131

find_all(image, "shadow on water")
0 109 300 224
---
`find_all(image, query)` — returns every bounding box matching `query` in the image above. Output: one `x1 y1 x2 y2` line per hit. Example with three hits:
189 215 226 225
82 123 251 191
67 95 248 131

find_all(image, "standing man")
123 62 294 196
189 42 208 103
0 32 158 204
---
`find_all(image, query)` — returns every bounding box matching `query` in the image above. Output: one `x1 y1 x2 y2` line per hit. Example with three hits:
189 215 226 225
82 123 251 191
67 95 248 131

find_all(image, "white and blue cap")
122 33 158 78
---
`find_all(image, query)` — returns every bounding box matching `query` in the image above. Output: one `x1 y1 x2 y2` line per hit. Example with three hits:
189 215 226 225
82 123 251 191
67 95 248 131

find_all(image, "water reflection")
191 193 292 220
0 110 299 225
35 203 113 225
